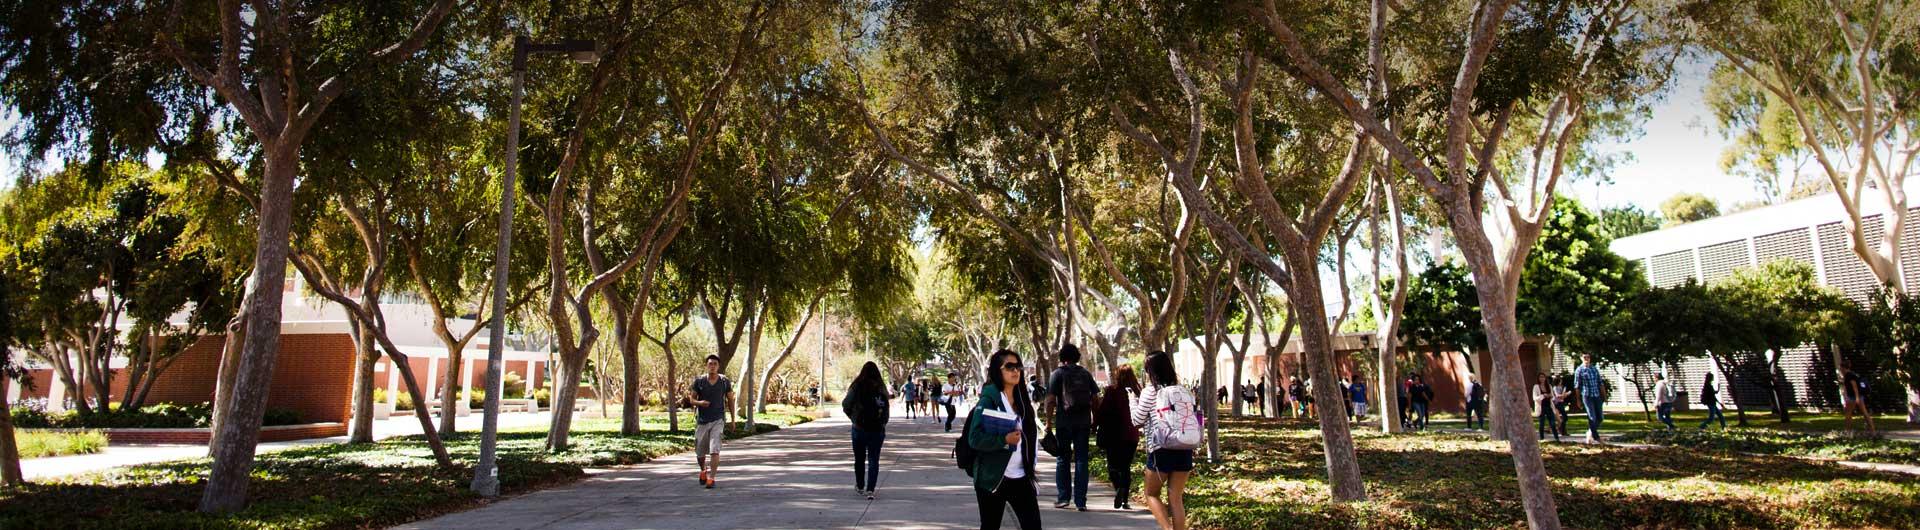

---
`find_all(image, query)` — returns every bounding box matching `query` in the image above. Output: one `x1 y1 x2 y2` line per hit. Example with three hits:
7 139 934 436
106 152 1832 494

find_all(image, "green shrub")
533 388 551 409
9 405 52 429
467 389 485 410
16 429 107 458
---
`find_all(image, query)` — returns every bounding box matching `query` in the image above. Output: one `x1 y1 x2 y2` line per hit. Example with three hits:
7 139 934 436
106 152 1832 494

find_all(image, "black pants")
944 401 958 431
1102 444 1135 504
977 475 1042 530
851 428 885 491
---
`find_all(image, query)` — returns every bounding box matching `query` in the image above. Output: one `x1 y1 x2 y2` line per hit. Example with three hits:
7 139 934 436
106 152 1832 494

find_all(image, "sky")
1565 58 1759 212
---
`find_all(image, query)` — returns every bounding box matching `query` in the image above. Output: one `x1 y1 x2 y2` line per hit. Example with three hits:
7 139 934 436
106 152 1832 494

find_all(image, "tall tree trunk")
1458 241 1561 530
1281 255 1368 502
348 322 379 443
201 147 298 513
756 298 822 414
546 353 586 451
620 333 643 436
0 374 22 489
207 310 248 454
439 344 466 435
666 342 680 433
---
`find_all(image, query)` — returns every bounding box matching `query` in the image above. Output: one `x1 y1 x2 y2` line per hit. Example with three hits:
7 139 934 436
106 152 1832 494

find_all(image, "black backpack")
953 409 977 476
1060 366 1096 414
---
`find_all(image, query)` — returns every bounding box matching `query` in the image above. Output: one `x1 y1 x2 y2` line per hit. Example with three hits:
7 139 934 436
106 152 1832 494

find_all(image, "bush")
533 388 551 409
374 388 414 411
10 404 52 429
16 429 107 458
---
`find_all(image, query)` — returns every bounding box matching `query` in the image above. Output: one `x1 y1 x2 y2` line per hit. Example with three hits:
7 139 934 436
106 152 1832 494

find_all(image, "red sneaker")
698 470 709 486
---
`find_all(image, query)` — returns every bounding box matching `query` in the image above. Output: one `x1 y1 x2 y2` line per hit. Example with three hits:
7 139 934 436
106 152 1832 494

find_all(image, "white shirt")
998 394 1026 479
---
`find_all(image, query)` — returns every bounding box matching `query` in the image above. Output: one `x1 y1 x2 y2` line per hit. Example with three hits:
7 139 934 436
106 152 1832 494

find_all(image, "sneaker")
865 490 875 500
1077 506 1087 512
698 470 708 485
1054 501 1071 509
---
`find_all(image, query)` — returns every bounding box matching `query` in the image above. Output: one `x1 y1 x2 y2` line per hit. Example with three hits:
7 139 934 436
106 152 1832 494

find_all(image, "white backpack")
1151 385 1205 451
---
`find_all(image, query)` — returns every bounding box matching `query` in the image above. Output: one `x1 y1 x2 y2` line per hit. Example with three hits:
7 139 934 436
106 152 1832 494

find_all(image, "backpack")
953 408 978 476
1151 385 1205 451
1059 366 1096 415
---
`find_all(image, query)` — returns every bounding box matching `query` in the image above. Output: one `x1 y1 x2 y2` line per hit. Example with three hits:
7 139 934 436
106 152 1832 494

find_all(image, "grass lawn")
0 413 810 530
1096 417 1920 529
15 430 108 458
1418 408 1912 436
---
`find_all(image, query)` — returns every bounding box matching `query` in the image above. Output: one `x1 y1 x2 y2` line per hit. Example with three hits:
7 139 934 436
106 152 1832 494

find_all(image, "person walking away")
1653 373 1677 429
1339 378 1353 421
1254 380 1266 416
1698 372 1727 430
1841 369 1877 434
1409 375 1432 431
843 362 890 499
1574 354 1607 443
942 373 963 431
1405 372 1420 430
902 378 919 420
969 349 1044 530
1132 351 1198 530
925 377 941 423
1465 375 1488 430
1045 344 1099 511
689 355 734 489
1349 379 1369 421
1288 377 1307 419
1095 365 1143 510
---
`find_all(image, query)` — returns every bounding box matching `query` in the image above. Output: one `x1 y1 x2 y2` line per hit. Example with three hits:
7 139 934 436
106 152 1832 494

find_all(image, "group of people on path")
900 375 964 431
962 345 1198 530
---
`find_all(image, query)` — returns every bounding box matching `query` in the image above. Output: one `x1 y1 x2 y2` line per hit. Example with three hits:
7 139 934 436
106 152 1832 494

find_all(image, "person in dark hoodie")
842 361 891 500
969 349 1043 530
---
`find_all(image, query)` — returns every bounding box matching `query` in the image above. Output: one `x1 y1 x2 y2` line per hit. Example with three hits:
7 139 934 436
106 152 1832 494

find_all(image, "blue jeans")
1466 400 1487 429
1054 423 1091 507
851 427 885 491
1582 394 1604 438
1656 403 1675 429
1538 400 1558 440
1699 400 1726 429
1411 402 1429 430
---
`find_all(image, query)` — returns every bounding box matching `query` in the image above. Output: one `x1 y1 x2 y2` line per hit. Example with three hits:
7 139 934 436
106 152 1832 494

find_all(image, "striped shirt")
1575 365 1604 398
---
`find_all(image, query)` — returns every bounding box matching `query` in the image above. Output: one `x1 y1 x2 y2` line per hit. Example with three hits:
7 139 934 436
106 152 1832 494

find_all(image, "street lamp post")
473 36 598 497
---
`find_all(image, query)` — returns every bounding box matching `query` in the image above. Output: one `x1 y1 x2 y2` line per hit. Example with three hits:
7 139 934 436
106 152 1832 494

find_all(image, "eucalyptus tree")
0 260 19 488
1084 5 1377 499
1665 0 1920 423
1247 0 1672 523
1366 170 1414 432
519 0 833 450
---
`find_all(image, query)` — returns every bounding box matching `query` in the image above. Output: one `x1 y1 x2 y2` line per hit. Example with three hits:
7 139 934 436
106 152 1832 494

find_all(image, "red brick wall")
15 333 356 424
101 423 347 444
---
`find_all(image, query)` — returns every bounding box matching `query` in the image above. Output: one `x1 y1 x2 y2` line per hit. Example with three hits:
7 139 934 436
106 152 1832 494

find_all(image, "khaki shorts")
695 421 725 455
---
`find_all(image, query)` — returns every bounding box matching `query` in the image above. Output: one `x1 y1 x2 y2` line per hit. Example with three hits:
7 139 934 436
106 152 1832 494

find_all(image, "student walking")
1841 368 1877 434
842 362 890 499
1552 374 1573 438
1534 373 1558 441
1095 365 1142 511
1408 375 1433 431
688 355 733 489
1464 375 1488 430
1397 374 1414 430
942 373 962 431
1133 351 1197 530
902 379 919 420
1698 372 1727 430
1046 344 1099 511
1574 354 1606 443
1348 379 1369 421
969 349 1043 530
1653 373 1677 429
1288 377 1308 419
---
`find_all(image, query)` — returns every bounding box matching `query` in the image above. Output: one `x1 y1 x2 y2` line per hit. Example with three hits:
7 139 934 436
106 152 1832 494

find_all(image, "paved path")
21 412 555 480
398 406 1158 530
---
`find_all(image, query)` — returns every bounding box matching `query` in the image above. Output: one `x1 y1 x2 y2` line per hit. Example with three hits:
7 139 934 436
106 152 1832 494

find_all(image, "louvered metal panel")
1902 208 1920 291
1819 218 1885 302
1648 250 1695 288
1754 227 1816 269
1699 240 1752 282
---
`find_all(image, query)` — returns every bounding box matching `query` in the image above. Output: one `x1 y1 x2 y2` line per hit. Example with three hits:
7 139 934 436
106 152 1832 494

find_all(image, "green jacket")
967 382 1038 492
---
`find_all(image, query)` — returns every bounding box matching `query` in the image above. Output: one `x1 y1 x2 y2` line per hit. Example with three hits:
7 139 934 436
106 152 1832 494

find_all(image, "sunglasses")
1000 362 1024 371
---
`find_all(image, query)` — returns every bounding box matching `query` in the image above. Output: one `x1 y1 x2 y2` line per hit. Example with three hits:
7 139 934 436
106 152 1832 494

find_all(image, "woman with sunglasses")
967 349 1043 529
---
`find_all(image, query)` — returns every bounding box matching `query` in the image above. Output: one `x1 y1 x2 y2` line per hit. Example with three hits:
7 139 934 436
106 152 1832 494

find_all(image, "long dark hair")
852 361 885 396
1144 350 1177 387
986 349 1022 388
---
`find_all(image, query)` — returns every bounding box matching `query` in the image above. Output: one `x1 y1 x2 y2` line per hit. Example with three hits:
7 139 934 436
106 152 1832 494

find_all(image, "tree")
1401 262 1488 364
1520 197 1646 344
1251 0 1673 524
1580 279 1726 421
1713 260 1852 423
153 0 461 511
1599 205 1662 238
1660 192 1720 225
1704 65 1815 205
0 258 23 489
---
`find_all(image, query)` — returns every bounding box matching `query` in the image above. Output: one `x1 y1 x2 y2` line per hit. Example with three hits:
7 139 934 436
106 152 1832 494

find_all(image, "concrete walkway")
397 406 1158 530
21 411 555 480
